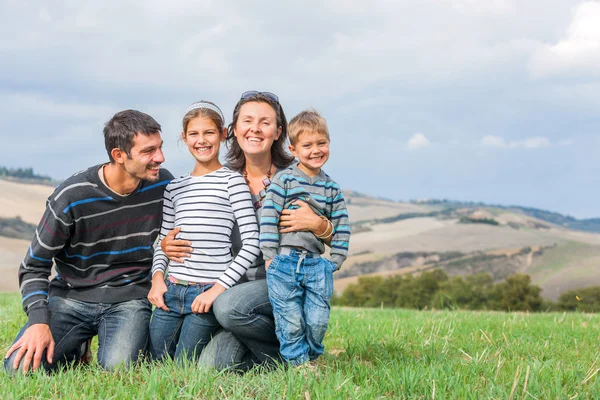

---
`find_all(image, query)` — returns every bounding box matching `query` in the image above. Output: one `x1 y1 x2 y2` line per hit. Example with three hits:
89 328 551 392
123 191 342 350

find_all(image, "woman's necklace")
243 164 272 210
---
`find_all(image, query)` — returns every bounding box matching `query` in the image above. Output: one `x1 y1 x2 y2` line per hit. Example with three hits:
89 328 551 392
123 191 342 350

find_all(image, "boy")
260 109 351 366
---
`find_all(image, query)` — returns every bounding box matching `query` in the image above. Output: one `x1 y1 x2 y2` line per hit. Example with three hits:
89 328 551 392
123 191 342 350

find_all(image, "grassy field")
1 293 599 399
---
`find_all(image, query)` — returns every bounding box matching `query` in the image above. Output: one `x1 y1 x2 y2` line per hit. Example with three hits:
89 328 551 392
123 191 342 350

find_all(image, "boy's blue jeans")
266 248 336 366
4 296 151 372
148 278 220 362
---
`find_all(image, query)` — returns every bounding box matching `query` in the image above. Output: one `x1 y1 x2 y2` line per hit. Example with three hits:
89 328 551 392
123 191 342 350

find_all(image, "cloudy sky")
1 0 598 218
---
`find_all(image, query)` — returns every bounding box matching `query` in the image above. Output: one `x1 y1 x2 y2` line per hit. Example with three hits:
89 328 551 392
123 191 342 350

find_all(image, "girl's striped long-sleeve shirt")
152 167 260 289
18 164 174 326
259 163 351 269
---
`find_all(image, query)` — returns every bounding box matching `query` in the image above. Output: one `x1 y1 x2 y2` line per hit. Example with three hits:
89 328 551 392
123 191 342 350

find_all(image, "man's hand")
191 284 226 314
5 324 54 373
148 273 169 311
161 227 193 263
265 259 272 270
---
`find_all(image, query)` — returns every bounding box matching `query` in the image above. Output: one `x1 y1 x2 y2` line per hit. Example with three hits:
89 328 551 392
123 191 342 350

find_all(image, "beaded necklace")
243 164 272 210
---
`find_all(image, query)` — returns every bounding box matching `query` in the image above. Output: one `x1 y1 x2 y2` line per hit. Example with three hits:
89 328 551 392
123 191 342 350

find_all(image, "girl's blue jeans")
148 279 220 362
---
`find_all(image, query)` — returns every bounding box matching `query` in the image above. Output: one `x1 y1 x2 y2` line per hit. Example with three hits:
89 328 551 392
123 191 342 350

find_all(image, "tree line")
0 166 52 183
332 270 600 313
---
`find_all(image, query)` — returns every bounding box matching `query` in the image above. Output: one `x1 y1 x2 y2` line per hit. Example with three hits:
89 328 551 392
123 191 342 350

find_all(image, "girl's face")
233 101 282 158
182 116 226 166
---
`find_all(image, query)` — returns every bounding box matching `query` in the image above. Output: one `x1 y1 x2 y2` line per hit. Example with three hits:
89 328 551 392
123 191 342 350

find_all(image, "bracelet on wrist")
316 217 334 239
314 216 329 237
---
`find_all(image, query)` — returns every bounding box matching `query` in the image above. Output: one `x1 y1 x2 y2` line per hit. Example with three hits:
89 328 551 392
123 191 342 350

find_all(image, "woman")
160 91 332 370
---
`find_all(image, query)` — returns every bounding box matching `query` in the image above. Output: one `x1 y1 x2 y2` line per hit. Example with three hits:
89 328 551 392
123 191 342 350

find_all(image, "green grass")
1 293 599 399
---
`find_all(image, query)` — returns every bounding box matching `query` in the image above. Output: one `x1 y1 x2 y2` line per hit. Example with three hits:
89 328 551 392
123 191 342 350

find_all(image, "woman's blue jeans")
197 279 282 370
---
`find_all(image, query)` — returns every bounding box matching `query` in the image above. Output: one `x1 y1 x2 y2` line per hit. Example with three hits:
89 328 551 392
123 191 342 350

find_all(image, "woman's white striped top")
152 167 260 289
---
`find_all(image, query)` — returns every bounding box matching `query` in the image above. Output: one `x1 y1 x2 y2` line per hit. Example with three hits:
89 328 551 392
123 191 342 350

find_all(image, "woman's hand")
148 273 169 311
279 200 332 245
161 227 192 263
279 200 324 233
191 283 226 314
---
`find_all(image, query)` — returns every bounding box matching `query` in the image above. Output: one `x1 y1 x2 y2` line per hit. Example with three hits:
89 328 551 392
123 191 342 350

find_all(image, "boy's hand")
191 283 226 314
148 273 169 311
161 227 192 263
265 259 272 270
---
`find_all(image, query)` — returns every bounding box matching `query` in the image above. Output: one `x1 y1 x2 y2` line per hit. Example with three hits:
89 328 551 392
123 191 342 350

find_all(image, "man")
4 110 173 372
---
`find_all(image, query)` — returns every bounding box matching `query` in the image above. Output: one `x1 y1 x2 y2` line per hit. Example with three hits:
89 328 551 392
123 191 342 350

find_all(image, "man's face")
122 132 165 182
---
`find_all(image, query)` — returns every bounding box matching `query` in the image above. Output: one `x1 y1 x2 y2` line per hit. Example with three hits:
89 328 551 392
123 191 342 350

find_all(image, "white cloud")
481 135 551 149
529 1 600 78
407 133 432 150
558 138 574 146
481 135 507 148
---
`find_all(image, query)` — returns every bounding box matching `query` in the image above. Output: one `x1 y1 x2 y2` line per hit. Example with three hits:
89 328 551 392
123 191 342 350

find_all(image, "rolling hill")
1 180 599 300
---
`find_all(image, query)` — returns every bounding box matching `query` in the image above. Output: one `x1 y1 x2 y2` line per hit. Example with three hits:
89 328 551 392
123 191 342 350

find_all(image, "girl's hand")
148 273 169 311
161 227 193 263
265 259 272 270
191 283 226 314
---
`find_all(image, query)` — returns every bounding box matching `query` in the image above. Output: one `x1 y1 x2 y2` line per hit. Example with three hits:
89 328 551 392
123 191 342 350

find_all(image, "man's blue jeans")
266 249 336 366
197 279 281 370
148 279 220 362
3 296 151 372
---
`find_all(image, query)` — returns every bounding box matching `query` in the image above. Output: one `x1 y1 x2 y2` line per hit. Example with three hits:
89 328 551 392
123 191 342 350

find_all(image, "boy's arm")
259 175 286 261
328 188 351 269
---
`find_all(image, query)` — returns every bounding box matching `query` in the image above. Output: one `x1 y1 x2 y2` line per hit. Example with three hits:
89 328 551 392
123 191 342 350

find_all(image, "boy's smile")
289 130 330 177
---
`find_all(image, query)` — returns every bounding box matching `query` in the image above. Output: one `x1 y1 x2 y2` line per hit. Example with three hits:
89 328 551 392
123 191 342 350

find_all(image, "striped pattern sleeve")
19 196 72 325
259 174 286 260
329 188 351 269
219 173 260 288
151 184 175 276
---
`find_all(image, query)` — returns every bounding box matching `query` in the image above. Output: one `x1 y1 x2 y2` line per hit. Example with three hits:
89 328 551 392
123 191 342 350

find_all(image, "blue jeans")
197 279 281 370
3 296 151 372
266 250 336 366
148 279 220 362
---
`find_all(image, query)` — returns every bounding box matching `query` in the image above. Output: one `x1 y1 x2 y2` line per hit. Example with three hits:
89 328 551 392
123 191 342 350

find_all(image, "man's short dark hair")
104 110 162 162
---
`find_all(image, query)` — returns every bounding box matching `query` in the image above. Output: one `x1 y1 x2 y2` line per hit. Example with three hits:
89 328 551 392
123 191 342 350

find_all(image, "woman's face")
234 101 282 158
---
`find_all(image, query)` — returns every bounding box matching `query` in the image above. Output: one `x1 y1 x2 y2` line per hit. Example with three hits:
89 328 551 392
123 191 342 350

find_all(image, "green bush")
557 286 600 312
337 271 547 312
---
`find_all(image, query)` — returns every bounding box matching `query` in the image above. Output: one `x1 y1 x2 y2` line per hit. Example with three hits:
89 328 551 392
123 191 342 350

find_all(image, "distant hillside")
0 166 56 186
0 216 36 241
412 199 600 233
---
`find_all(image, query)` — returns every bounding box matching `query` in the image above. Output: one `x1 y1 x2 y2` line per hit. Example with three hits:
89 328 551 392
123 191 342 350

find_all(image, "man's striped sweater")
18 164 173 326
259 163 351 268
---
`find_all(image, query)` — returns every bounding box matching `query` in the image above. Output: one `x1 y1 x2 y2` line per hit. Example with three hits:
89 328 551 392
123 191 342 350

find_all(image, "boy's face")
289 130 330 176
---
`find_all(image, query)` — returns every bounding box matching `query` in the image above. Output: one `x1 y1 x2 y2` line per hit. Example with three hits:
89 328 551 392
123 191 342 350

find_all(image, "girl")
148 101 260 362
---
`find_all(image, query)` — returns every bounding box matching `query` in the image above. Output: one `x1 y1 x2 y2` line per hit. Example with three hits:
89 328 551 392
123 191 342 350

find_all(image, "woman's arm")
278 200 333 246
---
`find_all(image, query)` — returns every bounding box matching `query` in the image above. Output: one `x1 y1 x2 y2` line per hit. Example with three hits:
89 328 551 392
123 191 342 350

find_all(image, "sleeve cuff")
27 308 50 326
262 249 276 261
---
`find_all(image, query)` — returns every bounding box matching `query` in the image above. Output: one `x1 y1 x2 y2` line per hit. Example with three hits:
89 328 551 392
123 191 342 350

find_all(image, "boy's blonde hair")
288 109 330 145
